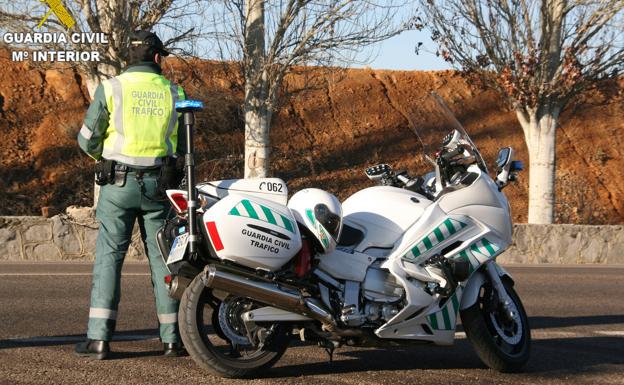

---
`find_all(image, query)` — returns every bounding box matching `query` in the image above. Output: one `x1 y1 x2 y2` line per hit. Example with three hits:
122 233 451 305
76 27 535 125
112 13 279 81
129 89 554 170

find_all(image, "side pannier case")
201 193 302 271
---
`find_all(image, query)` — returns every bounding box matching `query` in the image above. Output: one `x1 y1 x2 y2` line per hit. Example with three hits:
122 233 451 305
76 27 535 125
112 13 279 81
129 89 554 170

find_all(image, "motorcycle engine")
334 262 405 327
362 263 404 302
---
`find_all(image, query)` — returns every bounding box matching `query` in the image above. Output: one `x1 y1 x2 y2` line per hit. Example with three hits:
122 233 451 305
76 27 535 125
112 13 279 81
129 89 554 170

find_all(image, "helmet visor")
314 204 341 240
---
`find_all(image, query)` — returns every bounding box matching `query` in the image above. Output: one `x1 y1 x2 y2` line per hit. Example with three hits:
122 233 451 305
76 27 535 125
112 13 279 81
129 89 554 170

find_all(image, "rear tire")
179 273 290 378
461 278 531 372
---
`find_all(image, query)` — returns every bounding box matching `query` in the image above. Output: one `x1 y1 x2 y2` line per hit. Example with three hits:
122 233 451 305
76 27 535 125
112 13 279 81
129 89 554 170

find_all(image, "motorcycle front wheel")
179 273 290 378
460 277 531 372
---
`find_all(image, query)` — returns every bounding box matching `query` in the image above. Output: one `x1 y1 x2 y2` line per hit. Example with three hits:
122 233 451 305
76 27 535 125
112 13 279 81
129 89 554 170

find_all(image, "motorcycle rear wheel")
179 273 290 378
460 278 531 372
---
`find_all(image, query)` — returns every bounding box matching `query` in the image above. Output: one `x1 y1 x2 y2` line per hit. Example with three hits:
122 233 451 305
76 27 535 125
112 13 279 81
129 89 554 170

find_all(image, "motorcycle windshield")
405 93 488 173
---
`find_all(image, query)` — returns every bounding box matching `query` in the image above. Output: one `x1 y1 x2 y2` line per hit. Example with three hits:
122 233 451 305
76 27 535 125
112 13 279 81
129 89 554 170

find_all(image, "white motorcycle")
160 94 529 378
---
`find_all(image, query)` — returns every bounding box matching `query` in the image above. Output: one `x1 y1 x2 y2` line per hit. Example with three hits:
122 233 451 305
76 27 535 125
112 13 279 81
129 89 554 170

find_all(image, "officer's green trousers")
87 172 179 343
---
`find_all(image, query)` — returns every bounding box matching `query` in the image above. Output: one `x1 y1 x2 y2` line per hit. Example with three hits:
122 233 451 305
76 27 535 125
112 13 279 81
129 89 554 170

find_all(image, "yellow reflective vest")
100 71 185 167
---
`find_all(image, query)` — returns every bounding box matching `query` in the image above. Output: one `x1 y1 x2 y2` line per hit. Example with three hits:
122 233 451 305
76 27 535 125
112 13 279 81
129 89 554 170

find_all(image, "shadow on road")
529 315 624 329
271 340 482 376
0 328 159 349
2 315 623 377
106 349 165 360
266 335 624 378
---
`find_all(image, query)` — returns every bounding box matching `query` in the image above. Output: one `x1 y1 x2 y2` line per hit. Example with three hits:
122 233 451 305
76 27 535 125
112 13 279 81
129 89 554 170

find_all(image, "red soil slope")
1 51 622 223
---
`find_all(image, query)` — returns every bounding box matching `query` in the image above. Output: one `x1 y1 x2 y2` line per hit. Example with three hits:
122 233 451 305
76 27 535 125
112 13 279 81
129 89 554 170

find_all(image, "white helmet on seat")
288 188 343 254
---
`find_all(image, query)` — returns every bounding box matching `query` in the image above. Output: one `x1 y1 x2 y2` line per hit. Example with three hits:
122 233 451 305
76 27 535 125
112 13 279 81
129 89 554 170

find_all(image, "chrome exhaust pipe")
202 264 336 326
167 275 192 300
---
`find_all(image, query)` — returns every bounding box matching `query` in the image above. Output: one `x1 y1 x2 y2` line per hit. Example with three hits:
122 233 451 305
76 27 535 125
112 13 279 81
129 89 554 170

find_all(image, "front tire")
179 273 290 378
461 277 531 372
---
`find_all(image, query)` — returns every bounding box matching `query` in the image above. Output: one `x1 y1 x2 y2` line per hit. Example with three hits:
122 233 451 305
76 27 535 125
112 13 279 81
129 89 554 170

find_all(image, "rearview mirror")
495 147 516 190
496 147 512 169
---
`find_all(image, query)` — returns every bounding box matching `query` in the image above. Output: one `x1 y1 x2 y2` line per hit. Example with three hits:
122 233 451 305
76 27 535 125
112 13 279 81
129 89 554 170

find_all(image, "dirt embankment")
1 51 622 224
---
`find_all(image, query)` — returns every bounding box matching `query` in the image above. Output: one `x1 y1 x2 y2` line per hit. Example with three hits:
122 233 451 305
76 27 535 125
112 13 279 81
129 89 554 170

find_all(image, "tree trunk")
244 103 271 178
516 108 560 224
243 0 268 178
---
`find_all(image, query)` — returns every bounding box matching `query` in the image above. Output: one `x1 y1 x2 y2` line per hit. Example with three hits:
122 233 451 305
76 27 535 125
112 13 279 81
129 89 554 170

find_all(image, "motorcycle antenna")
175 99 204 257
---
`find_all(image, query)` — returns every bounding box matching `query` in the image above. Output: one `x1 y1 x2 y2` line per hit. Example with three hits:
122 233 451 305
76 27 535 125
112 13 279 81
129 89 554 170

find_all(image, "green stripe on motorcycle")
433 228 444 242
451 293 459 314
261 206 277 225
428 314 438 330
441 306 451 329
481 238 497 256
241 200 259 220
423 236 433 250
281 214 294 232
443 219 457 235
228 200 294 233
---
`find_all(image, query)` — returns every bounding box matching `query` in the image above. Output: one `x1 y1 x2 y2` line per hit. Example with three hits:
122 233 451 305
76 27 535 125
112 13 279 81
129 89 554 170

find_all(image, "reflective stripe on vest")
101 72 185 167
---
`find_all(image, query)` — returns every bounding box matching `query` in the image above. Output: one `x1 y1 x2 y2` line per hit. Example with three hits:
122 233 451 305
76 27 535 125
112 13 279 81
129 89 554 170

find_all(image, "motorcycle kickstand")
319 340 339 362
325 346 334 362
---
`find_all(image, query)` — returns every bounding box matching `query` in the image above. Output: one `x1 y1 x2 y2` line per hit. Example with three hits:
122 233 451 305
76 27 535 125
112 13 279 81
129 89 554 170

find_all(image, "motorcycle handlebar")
439 147 463 162
396 174 411 185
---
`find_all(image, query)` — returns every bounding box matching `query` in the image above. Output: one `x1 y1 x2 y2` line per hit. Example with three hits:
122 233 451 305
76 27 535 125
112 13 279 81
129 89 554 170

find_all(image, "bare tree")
205 0 416 178
419 0 624 224
0 0 206 97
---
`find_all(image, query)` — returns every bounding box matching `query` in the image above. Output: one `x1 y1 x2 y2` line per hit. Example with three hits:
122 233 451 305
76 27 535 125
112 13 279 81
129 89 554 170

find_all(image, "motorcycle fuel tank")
342 186 432 251
202 193 302 271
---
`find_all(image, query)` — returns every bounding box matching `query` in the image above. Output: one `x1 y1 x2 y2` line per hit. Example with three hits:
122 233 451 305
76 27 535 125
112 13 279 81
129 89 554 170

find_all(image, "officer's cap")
129 30 170 57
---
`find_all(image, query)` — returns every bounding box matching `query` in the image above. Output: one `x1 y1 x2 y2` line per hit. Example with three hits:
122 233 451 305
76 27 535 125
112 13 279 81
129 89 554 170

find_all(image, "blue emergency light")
175 100 204 111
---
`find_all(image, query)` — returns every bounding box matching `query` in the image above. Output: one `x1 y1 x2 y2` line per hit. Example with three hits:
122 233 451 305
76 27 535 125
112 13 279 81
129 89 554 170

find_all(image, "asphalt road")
0 263 623 385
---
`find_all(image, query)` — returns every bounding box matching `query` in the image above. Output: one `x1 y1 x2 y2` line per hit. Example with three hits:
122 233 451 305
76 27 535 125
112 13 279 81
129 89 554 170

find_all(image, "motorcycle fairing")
316 248 375 282
447 237 501 274
376 225 507 344
400 217 468 263
362 167 510 344
437 168 513 245
425 287 462 332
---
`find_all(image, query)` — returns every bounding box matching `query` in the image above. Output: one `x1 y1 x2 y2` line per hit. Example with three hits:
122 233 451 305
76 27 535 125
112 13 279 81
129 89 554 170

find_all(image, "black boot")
163 342 185 357
75 339 110 360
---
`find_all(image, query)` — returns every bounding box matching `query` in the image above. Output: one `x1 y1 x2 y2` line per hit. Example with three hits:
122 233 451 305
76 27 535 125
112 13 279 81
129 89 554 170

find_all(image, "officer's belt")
114 163 161 177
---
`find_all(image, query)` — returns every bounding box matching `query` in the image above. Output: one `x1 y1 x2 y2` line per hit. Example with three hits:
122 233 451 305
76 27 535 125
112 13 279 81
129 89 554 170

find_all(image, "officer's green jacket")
78 62 186 167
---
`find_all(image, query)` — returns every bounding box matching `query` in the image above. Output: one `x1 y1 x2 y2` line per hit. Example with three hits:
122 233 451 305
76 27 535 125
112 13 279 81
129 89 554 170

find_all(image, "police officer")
75 31 186 359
